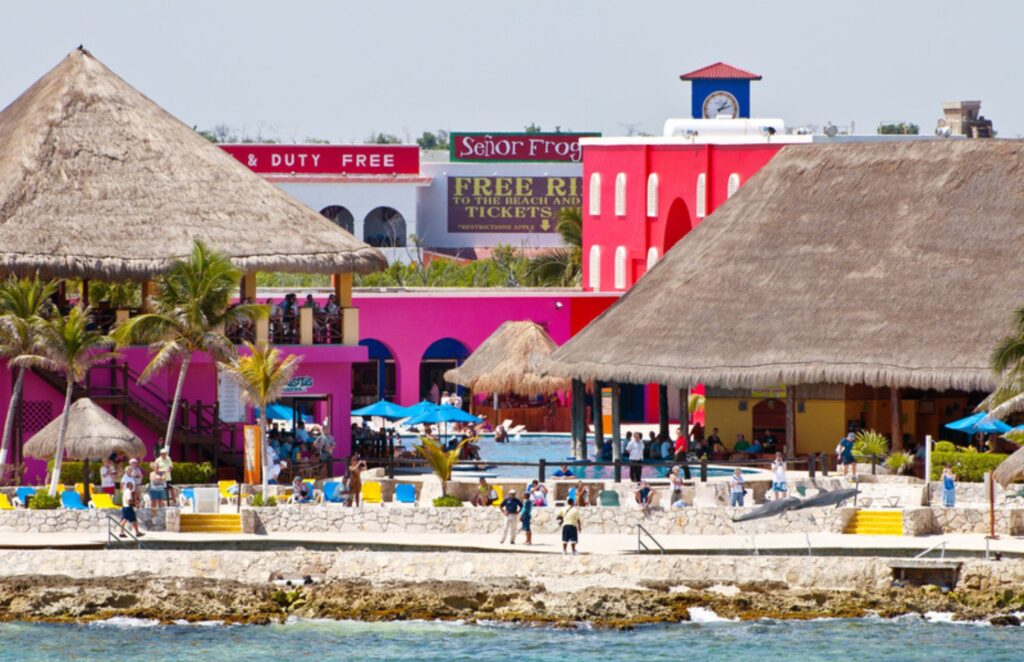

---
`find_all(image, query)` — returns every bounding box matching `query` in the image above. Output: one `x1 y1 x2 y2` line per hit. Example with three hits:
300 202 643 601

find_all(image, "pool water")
402 434 759 480
2 616 1022 661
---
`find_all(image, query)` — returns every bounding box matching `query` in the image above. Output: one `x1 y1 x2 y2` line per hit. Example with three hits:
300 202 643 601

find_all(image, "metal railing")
914 540 948 559
637 524 665 554
105 511 143 549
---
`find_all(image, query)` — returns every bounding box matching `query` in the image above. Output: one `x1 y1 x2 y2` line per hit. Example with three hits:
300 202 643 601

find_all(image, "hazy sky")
3 1 1022 141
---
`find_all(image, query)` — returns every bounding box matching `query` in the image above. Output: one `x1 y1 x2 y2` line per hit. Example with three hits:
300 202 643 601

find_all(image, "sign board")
220 144 420 175
243 425 262 486
751 384 787 399
447 176 581 233
217 369 246 423
450 133 599 163
283 375 315 394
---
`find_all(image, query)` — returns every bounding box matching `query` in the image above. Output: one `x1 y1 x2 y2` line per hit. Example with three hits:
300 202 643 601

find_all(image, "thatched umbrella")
24 398 145 504
993 444 1024 489
446 321 569 398
0 47 385 280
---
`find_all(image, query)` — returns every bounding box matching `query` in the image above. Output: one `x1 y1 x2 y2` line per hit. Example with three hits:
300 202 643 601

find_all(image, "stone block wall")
0 507 175 533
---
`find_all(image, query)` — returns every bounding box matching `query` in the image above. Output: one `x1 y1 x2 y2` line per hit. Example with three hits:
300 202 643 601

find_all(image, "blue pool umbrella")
944 412 1013 435
351 399 409 420
254 402 304 421
400 400 439 420
404 404 483 426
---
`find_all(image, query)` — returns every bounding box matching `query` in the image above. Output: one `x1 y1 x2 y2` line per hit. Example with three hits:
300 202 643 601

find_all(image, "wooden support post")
891 387 903 451
255 315 269 345
679 387 690 435
81 279 90 306
299 307 314 345
658 384 669 439
611 381 622 462
571 378 586 459
592 380 604 456
240 271 257 301
786 387 794 459
141 280 156 312
341 308 359 345
333 273 353 307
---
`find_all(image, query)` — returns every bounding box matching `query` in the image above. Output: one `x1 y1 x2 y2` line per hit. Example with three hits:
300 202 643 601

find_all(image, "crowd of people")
265 421 336 478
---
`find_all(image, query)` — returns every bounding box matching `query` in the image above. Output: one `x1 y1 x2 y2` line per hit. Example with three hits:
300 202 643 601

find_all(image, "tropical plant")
981 305 1024 420
432 495 463 507
219 341 302 499
28 492 60 510
251 493 278 507
884 451 915 475
15 306 117 496
111 240 266 454
0 275 58 469
527 207 582 286
930 451 1008 482
88 281 141 309
414 436 470 497
852 429 889 462
933 440 957 454
688 393 706 416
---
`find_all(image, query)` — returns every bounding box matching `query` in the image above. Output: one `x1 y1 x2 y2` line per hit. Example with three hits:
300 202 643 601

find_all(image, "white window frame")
614 172 627 216
588 245 602 291
646 173 659 217
614 246 627 290
727 173 741 198
696 173 707 218
588 173 601 216
646 246 659 271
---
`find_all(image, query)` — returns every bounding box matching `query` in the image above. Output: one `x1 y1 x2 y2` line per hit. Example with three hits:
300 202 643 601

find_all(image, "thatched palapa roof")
0 48 386 280
546 140 1024 392
23 398 146 460
445 321 569 396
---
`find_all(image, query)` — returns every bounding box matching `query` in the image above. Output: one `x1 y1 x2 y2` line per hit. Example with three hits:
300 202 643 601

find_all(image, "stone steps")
179 513 241 534
844 509 903 536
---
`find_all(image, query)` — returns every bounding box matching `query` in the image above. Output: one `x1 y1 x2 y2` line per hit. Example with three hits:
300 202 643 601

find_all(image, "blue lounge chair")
14 486 35 507
61 490 89 510
395 483 416 505
179 487 195 507
322 481 347 503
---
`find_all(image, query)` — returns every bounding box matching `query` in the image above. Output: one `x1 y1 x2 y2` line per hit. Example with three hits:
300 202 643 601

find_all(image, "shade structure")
0 47 386 280
994 440 1024 487
404 404 483 426
351 400 409 420
444 321 569 397
23 398 146 461
944 412 1012 436
254 403 312 422
545 140 1024 392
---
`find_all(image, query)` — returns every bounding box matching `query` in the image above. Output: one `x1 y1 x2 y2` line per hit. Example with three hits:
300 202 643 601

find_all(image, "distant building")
937 100 995 138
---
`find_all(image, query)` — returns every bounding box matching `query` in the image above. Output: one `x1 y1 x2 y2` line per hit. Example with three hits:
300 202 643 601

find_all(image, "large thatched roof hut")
445 321 569 396
0 47 385 280
23 398 145 460
546 140 1024 393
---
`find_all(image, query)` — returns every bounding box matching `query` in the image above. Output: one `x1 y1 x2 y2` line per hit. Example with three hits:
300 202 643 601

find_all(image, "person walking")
837 432 857 479
558 498 582 555
499 489 523 544
118 479 144 539
941 465 957 508
728 467 746 507
519 496 533 545
625 432 644 483
771 452 788 500
348 455 367 507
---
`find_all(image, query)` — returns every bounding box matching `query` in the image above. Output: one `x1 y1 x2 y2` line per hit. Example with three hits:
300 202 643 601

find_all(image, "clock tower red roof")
679 62 762 81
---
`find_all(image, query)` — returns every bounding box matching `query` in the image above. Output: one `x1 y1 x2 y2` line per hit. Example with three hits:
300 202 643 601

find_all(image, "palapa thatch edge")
444 320 570 396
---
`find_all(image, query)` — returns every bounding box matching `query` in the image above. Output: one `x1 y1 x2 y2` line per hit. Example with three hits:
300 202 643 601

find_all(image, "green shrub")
45 460 216 486
171 462 216 485
432 495 463 507
885 451 915 475
28 492 60 510
853 429 889 461
930 451 1008 482
45 461 100 485
934 441 957 454
251 494 278 507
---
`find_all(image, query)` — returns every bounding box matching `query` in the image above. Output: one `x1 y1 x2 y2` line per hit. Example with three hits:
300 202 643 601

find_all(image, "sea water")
3 616 1023 661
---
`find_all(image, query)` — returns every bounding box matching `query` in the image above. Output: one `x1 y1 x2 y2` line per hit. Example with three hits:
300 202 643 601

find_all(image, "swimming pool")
400 434 761 480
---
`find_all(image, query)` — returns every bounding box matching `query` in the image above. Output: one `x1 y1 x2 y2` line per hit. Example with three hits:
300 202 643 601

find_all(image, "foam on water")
687 607 737 623
88 617 160 628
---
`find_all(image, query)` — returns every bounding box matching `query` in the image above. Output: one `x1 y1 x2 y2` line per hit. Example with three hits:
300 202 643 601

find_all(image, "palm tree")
15 306 117 496
981 305 1024 420
112 241 266 454
0 275 58 472
414 436 470 498
528 207 582 286
219 342 302 499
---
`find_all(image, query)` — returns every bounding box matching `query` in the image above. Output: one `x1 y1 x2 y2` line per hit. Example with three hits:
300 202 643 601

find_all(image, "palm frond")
220 342 303 409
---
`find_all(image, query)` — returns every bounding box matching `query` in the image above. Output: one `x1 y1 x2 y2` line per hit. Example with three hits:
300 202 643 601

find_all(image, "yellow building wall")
704 398 752 450
795 401 846 454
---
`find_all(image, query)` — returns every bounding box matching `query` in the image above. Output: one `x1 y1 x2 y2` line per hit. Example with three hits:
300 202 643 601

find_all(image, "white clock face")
703 91 739 119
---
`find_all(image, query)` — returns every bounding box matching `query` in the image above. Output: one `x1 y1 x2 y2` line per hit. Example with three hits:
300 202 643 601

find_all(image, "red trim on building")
262 175 433 184
679 62 762 81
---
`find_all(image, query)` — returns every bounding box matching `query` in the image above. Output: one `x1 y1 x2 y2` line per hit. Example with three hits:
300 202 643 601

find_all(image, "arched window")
646 246 659 271
696 173 707 218
588 245 601 291
588 173 602 216
319 205 355 234
363 207 407 247
614 173 627 216
646 173 659 218
727 173 741 198
614 246 627 290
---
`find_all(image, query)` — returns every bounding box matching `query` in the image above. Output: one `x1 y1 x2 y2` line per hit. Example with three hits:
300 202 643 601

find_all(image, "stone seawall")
0 508 175 533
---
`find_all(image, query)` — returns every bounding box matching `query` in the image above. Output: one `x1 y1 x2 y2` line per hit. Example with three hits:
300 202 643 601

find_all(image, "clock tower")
680 62 761 120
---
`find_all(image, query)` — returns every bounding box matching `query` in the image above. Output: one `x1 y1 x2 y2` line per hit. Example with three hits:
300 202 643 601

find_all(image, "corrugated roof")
679 62 762 80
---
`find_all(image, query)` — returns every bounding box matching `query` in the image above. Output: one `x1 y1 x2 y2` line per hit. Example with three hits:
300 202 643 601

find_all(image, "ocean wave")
88 617 160 629
687 607 737 623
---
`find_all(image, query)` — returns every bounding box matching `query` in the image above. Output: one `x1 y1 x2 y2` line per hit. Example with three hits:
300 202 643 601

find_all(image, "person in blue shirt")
599 438 613 461
837 432 857 479
941 465 956 508
519 497 533 545
553 464 575 478
499 490 524 544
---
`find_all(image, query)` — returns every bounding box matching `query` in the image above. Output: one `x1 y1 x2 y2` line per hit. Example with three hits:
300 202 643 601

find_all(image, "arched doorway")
420 337 470 404
320 205 354 234
352 338 397 407
752 398 786 444
663 197 693 253
364 206 407 247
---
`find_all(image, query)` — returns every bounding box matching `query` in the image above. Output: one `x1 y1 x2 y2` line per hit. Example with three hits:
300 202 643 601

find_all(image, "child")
771 452 788 500
941 465 956 508
519 497 533 545
119 479 144 538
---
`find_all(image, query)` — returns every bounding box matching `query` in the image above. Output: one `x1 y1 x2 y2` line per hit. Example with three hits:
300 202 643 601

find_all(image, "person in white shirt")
121 458 143 490
625 432 645 483
100 458 117 495
267 460 286 485
728 468 746 507
449 392 463 410
771 452 788 500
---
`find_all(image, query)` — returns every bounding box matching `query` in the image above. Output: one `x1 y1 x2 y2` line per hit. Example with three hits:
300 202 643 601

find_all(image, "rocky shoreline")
1 574 1023 628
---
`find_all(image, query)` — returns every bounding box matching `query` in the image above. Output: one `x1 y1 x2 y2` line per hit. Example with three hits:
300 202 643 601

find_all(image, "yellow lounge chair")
0 494 14 510
490 485 504 506
218 480 238 502
361 481 383 504
89 493 118 509
75 483 97 498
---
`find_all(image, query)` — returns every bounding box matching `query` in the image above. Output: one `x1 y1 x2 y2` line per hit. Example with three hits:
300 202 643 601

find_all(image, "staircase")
844 509 904 536
179 513 242 534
